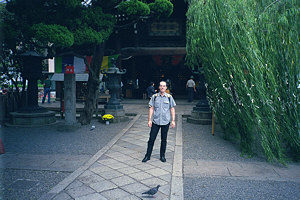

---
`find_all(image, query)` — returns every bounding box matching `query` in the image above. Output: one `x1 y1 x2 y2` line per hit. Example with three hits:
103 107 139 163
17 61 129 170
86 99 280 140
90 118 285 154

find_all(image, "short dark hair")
150 82 154 85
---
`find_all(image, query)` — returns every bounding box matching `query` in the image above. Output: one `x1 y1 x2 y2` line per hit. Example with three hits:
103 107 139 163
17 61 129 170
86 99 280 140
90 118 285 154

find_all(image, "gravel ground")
182 119 265 162
0 118 132 155
184 177 300 200
0 169 69 200
182 119 300 200
0 118 132 200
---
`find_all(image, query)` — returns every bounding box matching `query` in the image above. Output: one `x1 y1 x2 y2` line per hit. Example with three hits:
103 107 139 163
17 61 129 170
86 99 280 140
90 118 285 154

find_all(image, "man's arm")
148 106 154 128
170 107 175 128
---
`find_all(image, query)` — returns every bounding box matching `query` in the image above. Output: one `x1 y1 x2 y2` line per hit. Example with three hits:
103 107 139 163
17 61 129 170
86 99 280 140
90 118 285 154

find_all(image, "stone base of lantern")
7 110 56 127
187 99 212 125
104 109 129 123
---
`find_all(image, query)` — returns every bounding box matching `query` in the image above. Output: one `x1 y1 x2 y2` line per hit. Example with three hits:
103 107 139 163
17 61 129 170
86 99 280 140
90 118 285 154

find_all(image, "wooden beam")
121 47 186 56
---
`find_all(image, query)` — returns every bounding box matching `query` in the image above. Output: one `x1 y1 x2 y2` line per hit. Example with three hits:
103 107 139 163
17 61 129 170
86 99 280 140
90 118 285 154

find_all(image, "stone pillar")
64 73 76 125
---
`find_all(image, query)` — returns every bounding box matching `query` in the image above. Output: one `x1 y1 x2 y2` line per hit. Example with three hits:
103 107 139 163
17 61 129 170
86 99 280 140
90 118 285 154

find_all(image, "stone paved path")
42 114 180 200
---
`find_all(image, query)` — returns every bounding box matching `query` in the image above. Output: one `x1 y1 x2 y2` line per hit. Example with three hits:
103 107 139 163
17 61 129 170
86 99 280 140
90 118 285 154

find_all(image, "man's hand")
171 120 176 128
148 120 152 128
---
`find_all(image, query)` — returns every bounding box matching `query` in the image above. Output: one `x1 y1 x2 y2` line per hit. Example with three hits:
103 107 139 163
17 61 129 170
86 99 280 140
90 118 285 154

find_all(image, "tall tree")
3 0 173 124
186 0 299 163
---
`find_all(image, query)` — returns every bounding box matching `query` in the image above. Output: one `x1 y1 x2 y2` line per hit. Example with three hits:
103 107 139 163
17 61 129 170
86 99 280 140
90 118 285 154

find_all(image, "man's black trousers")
145 123 170 158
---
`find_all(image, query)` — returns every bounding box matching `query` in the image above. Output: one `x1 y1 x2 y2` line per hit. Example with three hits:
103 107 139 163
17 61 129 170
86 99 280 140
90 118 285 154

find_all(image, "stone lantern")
102 58 128 122
187 70 212 125
8 50 55 126
20 50 44 111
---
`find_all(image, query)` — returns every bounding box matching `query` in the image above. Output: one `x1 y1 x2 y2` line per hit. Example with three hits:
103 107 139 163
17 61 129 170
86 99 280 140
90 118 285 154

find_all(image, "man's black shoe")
142 156 150 163
160 156 166 162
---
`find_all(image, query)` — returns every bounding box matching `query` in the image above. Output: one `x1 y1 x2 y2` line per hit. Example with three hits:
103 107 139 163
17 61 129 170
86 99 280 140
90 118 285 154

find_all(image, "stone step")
193 107 210 112
190 111 212 119
187 117 212 125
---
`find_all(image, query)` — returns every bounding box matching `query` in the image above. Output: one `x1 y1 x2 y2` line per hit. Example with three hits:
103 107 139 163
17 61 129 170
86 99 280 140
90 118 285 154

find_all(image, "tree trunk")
79 43 105 125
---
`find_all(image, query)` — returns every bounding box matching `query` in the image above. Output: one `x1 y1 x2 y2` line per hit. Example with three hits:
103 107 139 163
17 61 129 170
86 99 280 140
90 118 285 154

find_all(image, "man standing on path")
186 76 196 102
42 76 51 104
142 81 176 163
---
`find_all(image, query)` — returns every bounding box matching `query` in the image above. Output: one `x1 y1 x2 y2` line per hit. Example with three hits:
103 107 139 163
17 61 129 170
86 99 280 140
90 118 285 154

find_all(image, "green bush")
186 0 299 163
118 0 150 16
149 0 173 18
31 23 74 47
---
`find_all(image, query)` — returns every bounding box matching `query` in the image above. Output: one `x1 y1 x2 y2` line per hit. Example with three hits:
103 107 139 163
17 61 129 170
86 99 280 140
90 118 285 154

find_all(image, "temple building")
108 0 190 98
50 0 194 100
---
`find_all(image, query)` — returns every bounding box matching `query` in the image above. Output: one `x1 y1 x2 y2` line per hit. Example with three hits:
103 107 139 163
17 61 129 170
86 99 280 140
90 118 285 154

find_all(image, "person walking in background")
146 82 156 99
186 76 196 102
142 81 176 163
42 76 51 104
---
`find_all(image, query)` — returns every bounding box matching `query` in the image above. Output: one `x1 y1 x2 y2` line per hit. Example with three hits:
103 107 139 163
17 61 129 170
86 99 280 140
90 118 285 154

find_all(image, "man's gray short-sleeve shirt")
149 93 176 125
186 79 195 87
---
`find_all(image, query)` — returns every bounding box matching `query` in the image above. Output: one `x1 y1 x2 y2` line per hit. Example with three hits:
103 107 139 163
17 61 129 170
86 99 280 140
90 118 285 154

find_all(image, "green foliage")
31 23 74 47
74 27 103 45
186 0 300 163
149 0 173 18
118 0 150 16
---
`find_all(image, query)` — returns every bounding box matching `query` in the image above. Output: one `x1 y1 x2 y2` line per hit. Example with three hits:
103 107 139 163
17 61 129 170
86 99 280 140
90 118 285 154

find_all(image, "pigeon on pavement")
90 125 95 131
142 185 160 196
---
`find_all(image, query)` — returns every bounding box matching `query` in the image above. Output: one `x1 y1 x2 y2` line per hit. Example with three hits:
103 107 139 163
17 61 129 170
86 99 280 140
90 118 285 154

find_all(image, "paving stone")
111 175 136 187
117 167 141 175
117 141 141 150
101 188 131 199
105 151 125 158
159 184 171 196
66 185 95 198
138 191 168 200
141 177 168 187
161 164 173 172
99 169 123 180
150 161 172 168
128 171 153 181
113 155 134 162
273 164 300 179
78 174 104 185
66 180 83 190
53 192 72 200
97 158 119 166
121 182 150 194
89 180 117 192
97 155 112 160
110 145 127 152
131 147 146 152
90 162 104 169
227 162 279 178
75 193 107 200
118 195 141 200
134 163 156 171
79 170 94 178
90 165 112 174
124 159 144 166
146 168 170 177
160 174 172 182
119 149 137 155
107 162 129 170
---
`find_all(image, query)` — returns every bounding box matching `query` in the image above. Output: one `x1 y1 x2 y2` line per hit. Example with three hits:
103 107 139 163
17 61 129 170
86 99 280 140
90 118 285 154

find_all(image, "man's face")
159 82 167 93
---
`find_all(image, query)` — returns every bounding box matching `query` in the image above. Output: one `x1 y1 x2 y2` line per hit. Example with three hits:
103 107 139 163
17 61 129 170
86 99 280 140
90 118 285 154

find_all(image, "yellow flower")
102 114 114 121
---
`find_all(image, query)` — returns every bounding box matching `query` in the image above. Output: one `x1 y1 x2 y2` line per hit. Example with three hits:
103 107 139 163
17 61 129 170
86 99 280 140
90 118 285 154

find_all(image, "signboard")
52 55 119 74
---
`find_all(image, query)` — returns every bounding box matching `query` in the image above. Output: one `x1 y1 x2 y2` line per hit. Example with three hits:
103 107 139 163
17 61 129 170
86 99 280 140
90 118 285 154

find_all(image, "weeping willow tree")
186 0 299 163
